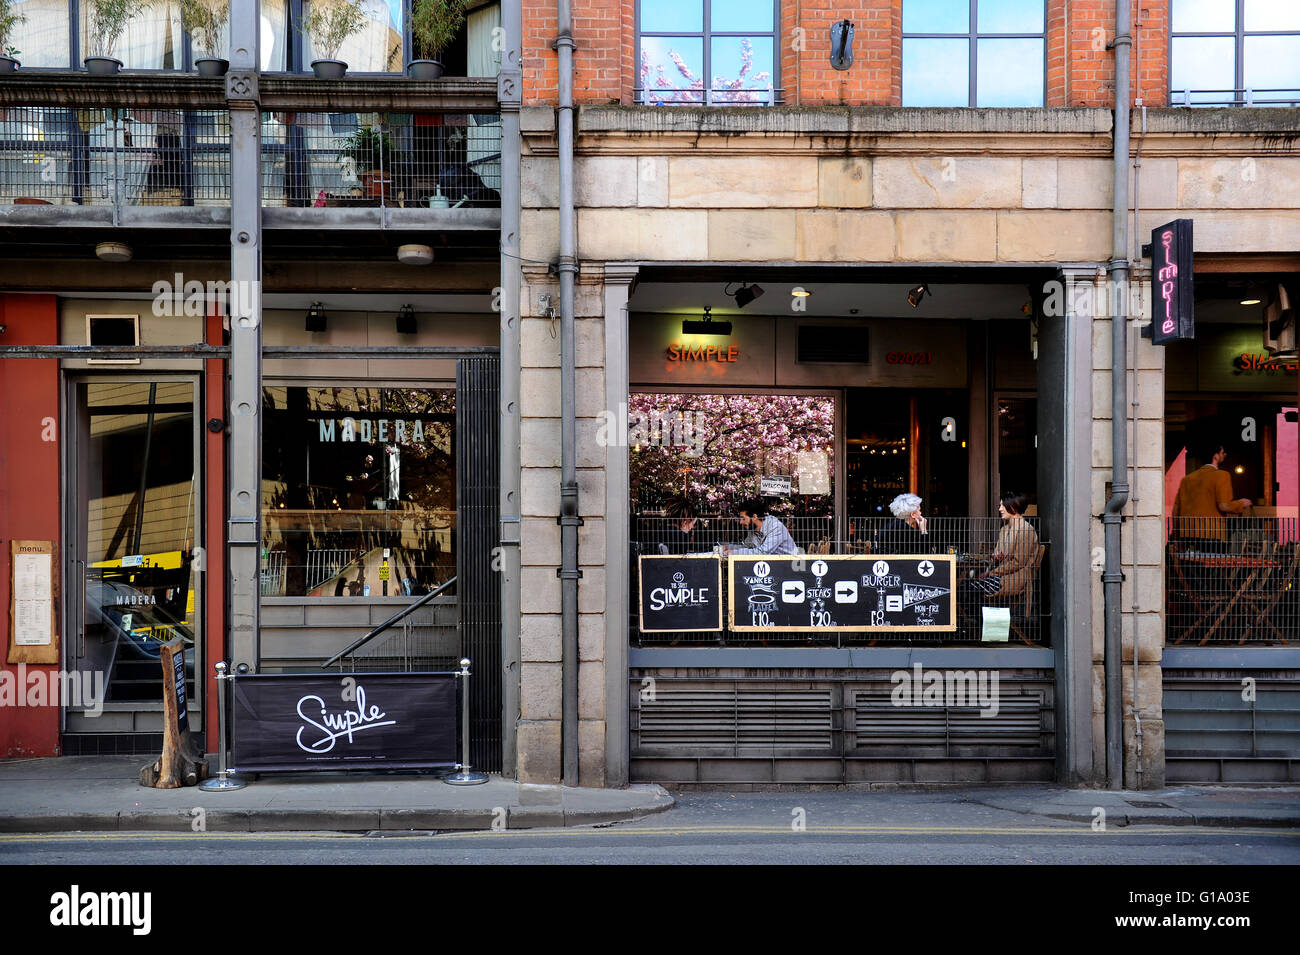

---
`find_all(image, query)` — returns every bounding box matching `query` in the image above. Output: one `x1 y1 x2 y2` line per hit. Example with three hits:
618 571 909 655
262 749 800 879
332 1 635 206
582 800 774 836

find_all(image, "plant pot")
359 170 391 200
407 59 445 80
310 59 348 80
0 56 19 74
84 56 124 76
195 57 229 77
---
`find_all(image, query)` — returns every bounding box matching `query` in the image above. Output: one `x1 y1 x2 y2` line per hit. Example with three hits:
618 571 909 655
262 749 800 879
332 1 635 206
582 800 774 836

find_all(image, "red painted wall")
0 295 63 757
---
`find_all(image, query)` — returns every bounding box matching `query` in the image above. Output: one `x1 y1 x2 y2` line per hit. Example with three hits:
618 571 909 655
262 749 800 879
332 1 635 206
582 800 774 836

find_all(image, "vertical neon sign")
1151 218 1194 345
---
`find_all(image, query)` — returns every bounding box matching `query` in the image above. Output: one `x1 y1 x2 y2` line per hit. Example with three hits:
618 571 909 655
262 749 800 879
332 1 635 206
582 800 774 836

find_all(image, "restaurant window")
261 386 456 598
901 0 1045 107
636 0 778 105
1170 0 1300 105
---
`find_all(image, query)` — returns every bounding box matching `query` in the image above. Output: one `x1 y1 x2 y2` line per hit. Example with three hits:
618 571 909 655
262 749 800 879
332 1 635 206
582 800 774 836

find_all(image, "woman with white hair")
873 492 931 555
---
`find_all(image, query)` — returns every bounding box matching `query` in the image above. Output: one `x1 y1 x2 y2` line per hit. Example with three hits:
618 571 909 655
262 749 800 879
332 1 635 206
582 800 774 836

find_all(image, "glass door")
65 378 200 736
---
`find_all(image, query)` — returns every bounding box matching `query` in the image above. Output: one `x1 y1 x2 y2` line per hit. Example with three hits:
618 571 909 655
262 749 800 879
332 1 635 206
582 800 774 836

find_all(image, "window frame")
900 0 1048 108
634 0 781 106
1169 0 1300 106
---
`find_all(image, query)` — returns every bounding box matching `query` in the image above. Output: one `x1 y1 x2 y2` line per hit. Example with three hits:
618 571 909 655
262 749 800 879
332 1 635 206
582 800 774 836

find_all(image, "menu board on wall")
8 540 59 664
728 554 956 632
638 555 723 633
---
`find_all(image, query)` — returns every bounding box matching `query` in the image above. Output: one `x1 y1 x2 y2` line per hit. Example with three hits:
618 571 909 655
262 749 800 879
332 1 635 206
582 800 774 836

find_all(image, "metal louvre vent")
637 686 834 751
851 691 1045 748
797 325 870 363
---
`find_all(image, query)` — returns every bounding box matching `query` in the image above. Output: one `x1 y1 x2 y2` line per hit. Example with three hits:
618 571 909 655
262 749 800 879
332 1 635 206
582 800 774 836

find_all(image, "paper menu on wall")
12 552 53 646
796 451 830 496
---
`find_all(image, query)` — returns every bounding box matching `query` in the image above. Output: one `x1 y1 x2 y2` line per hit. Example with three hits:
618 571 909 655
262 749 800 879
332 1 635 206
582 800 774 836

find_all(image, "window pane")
1244 0 1300 31
711 37 774 104
262 386 457 598
1170 36 1235 100
82 2 182 69
711 0 772 32
11 0 70 67
305 0 403 72
261 0 289 71
902 37 968 106
639 36 705 103
642 0 703 33
1171 0 1235 33
977 38 1043 106
902 0 969 35
1244 35 1300 97
978 0 1043 34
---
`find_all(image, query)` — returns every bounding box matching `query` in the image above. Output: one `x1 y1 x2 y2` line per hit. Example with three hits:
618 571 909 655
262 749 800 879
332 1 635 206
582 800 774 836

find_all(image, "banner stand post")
199 661 248 792
444 657 488 786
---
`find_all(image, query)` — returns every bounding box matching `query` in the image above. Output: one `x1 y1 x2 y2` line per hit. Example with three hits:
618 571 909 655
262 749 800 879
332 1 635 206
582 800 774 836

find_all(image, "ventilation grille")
851 691 1045 748
797 325 870 363
636 686 834 750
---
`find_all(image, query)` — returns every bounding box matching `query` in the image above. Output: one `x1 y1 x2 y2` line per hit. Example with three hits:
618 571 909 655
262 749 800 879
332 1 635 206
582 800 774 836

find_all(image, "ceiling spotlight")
728 282 765 308
305 301 327 333
1240 298 1262 306
907 284 930 308
681 306 733 336
396 243 434 265
396 304 417 335
791 287 811 298
95 241 132 263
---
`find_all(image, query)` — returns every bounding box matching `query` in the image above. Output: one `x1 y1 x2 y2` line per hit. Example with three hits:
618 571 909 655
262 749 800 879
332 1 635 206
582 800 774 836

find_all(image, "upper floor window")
1170 0 1300 105
636 0 778 105
902 0 1045 107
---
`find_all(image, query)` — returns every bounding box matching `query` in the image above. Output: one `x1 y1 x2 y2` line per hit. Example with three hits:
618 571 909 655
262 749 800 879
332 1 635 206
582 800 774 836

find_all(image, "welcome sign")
229 672 459 772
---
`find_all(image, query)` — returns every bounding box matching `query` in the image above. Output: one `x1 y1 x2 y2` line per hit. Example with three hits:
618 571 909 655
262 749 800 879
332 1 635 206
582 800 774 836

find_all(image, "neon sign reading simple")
1158 229 1177 336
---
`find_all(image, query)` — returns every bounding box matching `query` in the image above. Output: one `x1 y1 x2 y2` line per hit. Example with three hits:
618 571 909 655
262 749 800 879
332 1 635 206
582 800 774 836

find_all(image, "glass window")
81 0 183 69
1171 0 1300 104
11 0 71 67
901 0 1045 107
261 386 456 597
637 0 776 105
303 0 403 72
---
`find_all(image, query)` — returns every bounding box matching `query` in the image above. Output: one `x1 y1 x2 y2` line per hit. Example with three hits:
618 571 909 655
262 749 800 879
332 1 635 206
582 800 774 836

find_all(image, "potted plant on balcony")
0 0 25 73
339 125 401 200
180 0 229 76
302 0 367 79
408 0 468 80
84 0 149 74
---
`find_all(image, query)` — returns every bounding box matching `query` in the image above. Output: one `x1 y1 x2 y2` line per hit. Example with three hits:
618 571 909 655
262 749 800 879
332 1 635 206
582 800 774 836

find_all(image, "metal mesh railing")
1167 517 1300 646
631 515 1049 647
0 107 230 206
260 112 501 208
1169 88 1300 107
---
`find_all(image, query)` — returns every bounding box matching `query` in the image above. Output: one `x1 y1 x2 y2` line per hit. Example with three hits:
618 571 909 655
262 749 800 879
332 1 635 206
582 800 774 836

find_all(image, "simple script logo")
50 886 151 935
297 685 395 753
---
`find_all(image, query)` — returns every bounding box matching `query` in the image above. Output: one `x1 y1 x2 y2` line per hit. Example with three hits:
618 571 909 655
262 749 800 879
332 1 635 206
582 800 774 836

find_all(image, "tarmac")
0 756 1297 833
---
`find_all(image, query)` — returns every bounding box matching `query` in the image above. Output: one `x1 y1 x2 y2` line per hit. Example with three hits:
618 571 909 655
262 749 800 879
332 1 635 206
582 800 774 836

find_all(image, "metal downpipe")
556 0 580 785
1104 0 1133 790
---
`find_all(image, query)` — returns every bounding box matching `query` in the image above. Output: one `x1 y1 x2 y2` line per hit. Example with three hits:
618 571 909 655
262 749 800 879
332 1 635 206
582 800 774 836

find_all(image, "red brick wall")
0 295 62 757
522 0 1171 107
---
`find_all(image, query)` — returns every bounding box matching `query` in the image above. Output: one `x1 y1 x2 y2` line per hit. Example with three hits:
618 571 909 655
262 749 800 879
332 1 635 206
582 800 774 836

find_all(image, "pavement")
0 757 1296 833
0 756 674 833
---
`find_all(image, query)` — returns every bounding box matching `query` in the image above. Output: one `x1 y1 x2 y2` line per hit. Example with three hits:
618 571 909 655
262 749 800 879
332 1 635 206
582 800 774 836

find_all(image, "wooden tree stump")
139 639 208 789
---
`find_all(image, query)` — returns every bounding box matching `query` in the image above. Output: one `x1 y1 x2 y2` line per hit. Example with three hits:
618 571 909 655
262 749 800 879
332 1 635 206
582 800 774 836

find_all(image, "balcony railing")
1166 517 1299 646
630 515 1050 647
1 98 501 212
1169 88 1300 107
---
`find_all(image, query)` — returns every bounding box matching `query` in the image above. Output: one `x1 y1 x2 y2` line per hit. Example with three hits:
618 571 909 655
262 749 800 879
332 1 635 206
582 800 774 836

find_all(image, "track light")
728 282 765 309
396 304 417 335
305 302 327 332
681 306 732 336
907 284 930 308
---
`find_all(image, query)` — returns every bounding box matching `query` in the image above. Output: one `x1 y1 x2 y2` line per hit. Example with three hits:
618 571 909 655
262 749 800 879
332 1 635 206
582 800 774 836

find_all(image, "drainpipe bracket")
552 35 576 52
556 568 583 580
1101 570 1126 583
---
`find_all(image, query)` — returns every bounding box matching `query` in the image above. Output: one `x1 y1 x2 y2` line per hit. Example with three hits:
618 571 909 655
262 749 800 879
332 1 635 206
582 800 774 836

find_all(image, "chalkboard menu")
638 554 723 633
728 554 956 632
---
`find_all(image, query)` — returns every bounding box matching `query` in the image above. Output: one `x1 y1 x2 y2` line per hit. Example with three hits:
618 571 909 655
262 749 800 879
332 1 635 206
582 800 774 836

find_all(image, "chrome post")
199 661 247 791
444 657 488 785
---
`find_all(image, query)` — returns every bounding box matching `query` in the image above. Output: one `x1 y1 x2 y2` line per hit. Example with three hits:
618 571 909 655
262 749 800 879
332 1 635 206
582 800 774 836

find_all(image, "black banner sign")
172 646 187 730
638 554 723 633
1151 218 1194 344
229 672 458 772
728 554 956 632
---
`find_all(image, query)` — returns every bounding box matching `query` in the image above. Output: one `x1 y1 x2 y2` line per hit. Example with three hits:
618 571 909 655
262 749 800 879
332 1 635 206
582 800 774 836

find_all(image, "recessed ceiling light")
791 287 811 297
95 241 132 263
1239 298 1262 306
397 244 434 265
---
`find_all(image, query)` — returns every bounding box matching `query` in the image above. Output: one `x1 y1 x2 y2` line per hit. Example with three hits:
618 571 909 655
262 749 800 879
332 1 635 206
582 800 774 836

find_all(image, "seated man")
723 498 798 556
